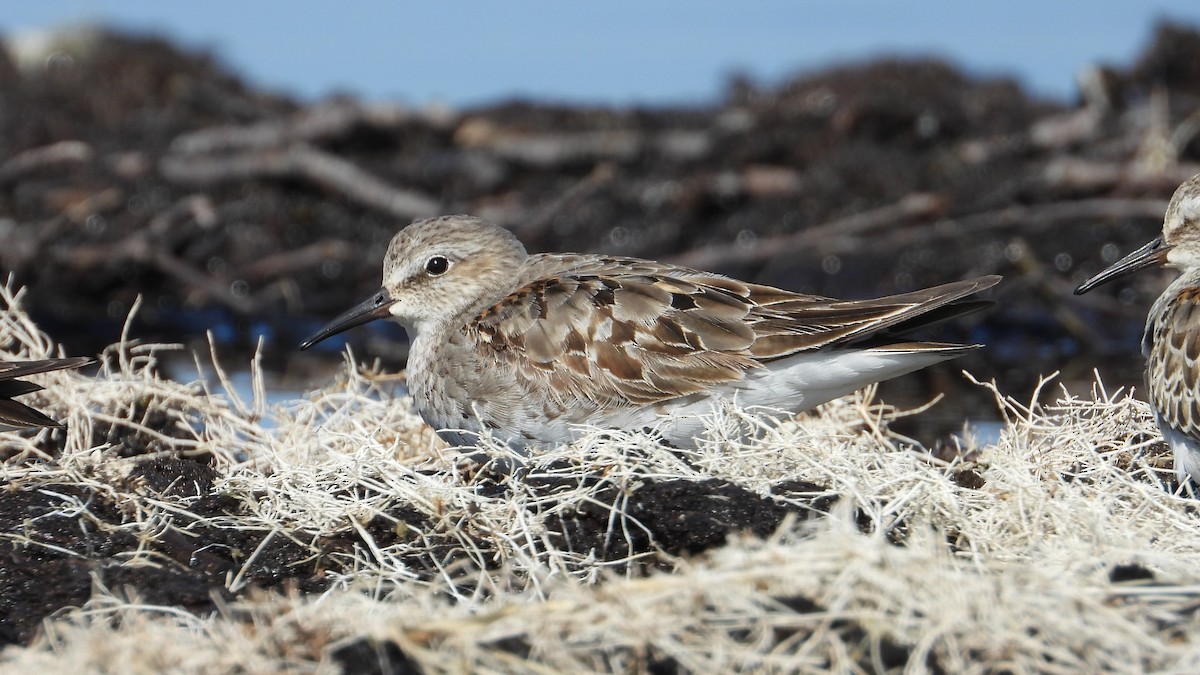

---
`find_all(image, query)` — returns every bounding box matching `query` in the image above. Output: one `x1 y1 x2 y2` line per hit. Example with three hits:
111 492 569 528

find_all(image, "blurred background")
2 2 1200 443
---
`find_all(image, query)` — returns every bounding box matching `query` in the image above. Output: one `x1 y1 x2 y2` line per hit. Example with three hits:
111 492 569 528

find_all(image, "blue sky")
3 2 1200 106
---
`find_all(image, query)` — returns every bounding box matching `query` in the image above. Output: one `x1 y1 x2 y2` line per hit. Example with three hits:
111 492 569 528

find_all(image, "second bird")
302 215 1000 451
1076 172 1200 485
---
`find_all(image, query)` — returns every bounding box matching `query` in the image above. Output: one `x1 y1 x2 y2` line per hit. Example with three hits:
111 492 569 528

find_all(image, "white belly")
423 345 968 452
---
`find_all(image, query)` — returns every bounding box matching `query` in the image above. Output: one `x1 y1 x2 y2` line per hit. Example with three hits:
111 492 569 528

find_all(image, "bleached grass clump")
3 277 1200 672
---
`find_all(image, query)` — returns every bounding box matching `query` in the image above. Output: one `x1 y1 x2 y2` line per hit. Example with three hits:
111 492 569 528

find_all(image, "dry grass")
2 277 1200 674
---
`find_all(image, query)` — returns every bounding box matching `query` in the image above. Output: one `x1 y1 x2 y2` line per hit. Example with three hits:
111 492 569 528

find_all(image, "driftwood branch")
874 197 1169 251
668 195 1169 273
238 240 355 282
0 141 93 184
667 193 946 270
49 236 257 314
161 142 439 220
515 163 617 241
162 100 449 221
1040 159 1200 193
170 100 457 154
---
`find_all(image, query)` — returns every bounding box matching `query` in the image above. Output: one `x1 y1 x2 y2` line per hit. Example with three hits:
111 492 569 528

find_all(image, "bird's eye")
425 255 450 276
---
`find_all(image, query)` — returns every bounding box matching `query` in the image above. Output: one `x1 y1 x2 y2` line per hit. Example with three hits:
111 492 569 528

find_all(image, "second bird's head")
1075 173 1200 296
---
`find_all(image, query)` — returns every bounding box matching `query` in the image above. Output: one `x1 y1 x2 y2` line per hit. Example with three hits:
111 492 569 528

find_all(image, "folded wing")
469 265 999 412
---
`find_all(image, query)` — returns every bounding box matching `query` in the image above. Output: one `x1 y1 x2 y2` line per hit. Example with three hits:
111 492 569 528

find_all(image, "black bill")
1074 235 1171 295
299 288 397 350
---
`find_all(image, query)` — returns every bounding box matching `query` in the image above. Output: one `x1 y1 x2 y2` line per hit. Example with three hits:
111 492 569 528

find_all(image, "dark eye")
425 256 450 276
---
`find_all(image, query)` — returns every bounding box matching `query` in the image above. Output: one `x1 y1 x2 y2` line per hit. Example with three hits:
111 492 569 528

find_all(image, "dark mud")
0 445 840 649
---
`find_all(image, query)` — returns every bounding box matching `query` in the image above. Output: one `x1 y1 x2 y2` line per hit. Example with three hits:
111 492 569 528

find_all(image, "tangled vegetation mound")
0 280 1198 671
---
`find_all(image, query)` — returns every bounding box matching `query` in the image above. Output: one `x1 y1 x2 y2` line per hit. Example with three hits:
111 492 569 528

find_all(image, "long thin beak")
299 288 397 350
1074 235 1172 295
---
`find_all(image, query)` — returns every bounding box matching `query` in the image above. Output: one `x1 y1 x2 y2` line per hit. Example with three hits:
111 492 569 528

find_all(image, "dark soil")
0 438 844 649
329 590 929 675
0 458 324 645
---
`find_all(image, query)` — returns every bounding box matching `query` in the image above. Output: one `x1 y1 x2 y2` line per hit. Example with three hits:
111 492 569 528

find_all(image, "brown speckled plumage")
1077 172 1200 483
303 215 1000 450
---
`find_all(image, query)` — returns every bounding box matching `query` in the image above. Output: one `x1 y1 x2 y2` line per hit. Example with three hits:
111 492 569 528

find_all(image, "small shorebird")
302 215 1000 450
1075 172 1200 485
0 357 92 431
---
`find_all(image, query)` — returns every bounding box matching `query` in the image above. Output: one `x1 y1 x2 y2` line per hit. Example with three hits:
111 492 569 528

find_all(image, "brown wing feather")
0 357 94 379
472 274 757 408
0 398 62 429
469 263 998 411
742 275 1000 358
1148 286 1200 441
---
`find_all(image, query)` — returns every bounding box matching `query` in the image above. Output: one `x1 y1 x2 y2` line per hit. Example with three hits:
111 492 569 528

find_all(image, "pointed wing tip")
949 275 1001 295
977 274 1003 289
871 341 983 355
0 356 96 380
53 356 96 370
0 398 66 431
0 357 91 431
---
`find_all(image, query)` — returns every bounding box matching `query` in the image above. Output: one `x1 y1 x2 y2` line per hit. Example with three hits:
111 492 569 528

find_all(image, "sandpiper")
302 215 1000 450
1075 172 1200 485
0 357 92 431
